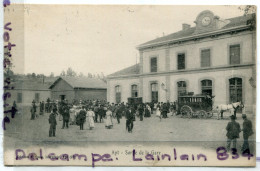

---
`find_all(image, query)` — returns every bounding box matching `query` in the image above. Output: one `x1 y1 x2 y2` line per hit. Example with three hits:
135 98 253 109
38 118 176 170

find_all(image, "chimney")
182 23 190 31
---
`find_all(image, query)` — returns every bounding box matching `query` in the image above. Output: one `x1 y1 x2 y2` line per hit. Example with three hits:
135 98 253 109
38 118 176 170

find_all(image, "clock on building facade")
202 16 211 26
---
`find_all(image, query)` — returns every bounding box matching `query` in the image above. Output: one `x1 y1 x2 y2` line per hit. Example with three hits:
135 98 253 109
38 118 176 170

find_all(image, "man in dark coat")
241 114 253 153
162 103 168 118
126 106 134 133
226 115 241 151
98 105 105 123
78 107 86 130
46 98 50 113
138 104 144 121
30 101 37 120
150 102 154 114
40 101 45 115
11 101 17 118
49 109 57 137
120 103 126 117
94 105 99 123
62 105 70 129
166 101 170 113
115 104 121 124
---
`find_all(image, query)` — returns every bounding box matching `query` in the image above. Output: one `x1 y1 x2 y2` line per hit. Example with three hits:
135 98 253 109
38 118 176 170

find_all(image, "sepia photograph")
3 3 257 167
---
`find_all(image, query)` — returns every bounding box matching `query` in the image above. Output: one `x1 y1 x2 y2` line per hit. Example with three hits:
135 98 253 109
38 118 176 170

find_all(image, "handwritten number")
216 147 229 160
242 149 254 160
231 148 239 159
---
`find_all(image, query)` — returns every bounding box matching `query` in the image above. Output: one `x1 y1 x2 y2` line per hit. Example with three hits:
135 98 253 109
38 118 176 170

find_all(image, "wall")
75 89 107 101
142 76 167 103
50 79 75 102
141 32 253 73
5 89 51 106
142 48 166 73
169 32 253 70
107 78 140 103
168 68 253 112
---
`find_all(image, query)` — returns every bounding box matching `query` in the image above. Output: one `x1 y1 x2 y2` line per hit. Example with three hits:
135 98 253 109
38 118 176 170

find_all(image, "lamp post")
249 77 256 88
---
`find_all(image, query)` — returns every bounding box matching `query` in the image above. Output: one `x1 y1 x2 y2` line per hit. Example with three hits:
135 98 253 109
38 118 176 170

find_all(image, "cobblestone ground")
4 107 256 153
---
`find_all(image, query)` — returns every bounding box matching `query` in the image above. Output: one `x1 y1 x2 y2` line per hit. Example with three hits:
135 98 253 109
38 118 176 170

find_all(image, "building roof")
11 80 50 91
108 13 255 78
138 14 254 48
49 76 107 89
108 64 140 77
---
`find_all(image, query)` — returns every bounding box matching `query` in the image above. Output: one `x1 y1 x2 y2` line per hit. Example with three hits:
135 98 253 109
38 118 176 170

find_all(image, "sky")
5 5 246 76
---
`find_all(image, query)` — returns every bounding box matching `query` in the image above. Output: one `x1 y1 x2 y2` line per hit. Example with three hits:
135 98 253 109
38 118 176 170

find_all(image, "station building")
107 10 256 113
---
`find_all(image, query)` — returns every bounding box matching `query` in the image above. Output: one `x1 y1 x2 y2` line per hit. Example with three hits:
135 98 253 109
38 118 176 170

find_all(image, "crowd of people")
27 98 179 136
9 97 253 155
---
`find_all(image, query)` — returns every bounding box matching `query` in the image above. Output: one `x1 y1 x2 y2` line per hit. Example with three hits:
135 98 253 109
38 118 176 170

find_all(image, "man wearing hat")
49 109 57 137
61 103 70 129
30 100 37 120
226 115 241 151
241 114 253 153
125 106 135 133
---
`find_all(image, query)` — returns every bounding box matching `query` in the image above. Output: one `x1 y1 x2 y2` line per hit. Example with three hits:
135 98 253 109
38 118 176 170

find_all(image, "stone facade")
107 10 256 113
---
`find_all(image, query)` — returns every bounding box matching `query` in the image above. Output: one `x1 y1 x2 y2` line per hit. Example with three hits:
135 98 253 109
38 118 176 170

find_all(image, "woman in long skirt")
144 105 151 117
86 107 95 130
105 108 113 129
156 107 161 121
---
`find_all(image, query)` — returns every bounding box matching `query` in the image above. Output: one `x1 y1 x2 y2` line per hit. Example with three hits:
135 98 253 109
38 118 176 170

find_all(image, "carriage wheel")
197 110 207 118
180 105 193 118
206 111 213 118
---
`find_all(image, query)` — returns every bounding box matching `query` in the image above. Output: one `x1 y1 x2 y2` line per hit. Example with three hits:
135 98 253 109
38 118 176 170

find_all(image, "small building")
5 80 51 106
49 76 107 102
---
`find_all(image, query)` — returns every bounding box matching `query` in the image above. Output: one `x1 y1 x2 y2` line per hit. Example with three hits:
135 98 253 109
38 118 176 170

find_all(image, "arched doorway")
115 85 121 104
229 77 242 103
201 79 212 96
151 83 158 103
177 81 187 96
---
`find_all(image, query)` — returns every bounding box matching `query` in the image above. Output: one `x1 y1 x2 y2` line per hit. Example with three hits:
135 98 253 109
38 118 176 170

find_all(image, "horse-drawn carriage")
177 93 214 118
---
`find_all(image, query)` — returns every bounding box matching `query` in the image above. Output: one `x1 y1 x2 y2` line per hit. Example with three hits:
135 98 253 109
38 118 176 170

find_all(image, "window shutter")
201 49 210 67
230 45 240 64
151 58 157 72
178 53 185 70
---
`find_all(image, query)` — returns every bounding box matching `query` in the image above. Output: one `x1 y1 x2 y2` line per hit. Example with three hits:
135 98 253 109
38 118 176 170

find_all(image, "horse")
214 102 242 120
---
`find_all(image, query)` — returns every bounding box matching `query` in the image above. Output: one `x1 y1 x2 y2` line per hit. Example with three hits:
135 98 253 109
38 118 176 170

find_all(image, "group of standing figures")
25 98 255 155
27 99 181 136
225 114 254 155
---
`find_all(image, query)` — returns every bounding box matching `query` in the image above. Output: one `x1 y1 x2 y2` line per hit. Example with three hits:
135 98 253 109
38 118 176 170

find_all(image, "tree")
238 5 256 15
238 5 256 29
100 72 105 79
60 70 66 76
66 67 77 77
88 73 93 78
49 72 54 78
78 72 85 77
32 73 36 79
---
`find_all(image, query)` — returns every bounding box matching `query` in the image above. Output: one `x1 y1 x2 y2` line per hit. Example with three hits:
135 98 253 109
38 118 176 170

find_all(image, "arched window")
201 79 212 96
115 85 121 104
131 84 138 98
151 83 158 102
229 77 242 103
177 81 186 96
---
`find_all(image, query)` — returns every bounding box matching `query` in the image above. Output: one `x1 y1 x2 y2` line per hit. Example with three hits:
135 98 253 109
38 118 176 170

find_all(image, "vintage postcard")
3 3 257 167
